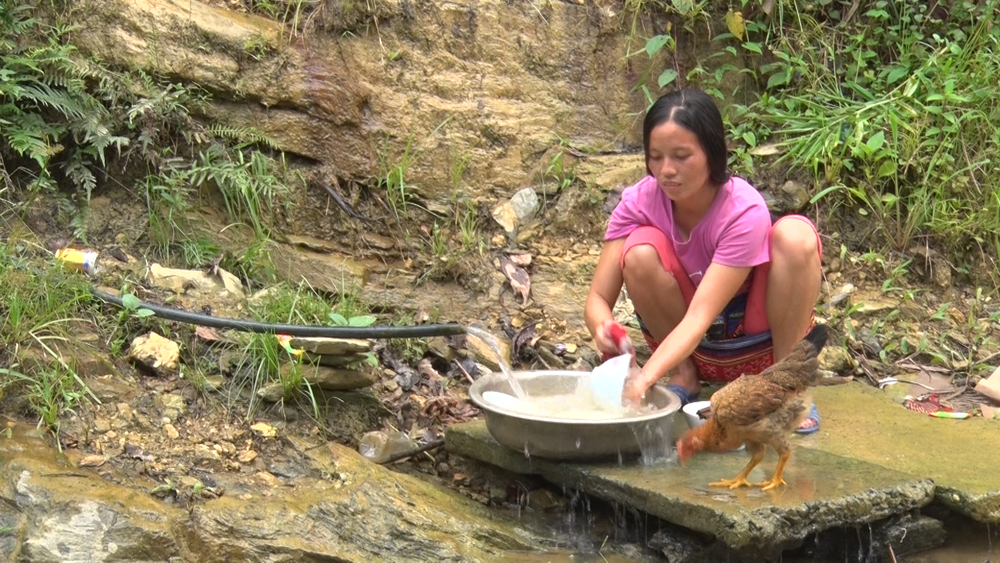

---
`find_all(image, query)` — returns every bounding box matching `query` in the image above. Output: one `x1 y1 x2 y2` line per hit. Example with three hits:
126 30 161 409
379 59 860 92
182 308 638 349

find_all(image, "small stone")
164 424 180 440
156 393 187 420
384 379 399 392
129 332 180 376
855 297 898 316
250 422 277 438
116 403 134 421
238 450 258 464
491 187 539 234
105 431 117 440
286 337 371 355
148 264 223 294
818 346 856 374
780 180 810 211
279 363 378 391
219 441 237 455
302 352 369 367
464 333 511 373
194 444 220 461
93 418 111 434
426 337 455 361
931 257 952 289
78 454 107 468
827 283 855 306
256 471 282 487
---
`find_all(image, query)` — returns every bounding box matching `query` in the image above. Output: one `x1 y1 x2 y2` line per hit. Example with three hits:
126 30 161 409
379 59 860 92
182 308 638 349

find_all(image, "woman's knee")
771 219 820 266
622 244 678 288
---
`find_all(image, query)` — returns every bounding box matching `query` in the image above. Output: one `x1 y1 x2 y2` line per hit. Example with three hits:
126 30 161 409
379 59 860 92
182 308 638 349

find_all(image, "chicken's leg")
755 448 791 491
709 445 765 489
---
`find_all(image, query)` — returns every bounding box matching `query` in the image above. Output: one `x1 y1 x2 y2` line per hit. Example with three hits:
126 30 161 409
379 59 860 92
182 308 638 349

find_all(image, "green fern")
210 124 281 151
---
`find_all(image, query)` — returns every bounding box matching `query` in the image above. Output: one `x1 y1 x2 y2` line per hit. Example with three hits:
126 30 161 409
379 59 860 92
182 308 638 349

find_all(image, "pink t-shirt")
605 175 771 287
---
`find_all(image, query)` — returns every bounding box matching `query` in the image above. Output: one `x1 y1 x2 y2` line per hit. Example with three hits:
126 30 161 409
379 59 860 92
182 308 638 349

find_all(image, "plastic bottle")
358 430 415 463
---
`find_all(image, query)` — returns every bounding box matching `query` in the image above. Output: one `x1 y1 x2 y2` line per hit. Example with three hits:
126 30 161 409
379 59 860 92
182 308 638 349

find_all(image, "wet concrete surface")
803 384 1000 522
446 418 935 552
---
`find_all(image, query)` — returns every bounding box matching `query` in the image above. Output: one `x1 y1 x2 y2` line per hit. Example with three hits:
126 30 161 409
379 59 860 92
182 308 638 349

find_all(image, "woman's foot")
666 356 701 406
795 403 820 434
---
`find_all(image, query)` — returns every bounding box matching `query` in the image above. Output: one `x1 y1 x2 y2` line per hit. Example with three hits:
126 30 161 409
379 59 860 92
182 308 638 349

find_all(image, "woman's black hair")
642 88 730 186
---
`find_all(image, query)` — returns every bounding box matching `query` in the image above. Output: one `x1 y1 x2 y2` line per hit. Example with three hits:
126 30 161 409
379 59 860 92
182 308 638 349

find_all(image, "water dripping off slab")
445 420 935 552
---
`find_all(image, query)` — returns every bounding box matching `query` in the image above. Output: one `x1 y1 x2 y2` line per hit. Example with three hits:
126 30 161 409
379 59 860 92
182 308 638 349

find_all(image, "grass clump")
0 242 96 440
632 0 1000 287
225 282 377 416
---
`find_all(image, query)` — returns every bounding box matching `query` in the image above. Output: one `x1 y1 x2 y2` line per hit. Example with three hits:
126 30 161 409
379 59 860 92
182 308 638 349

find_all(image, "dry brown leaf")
195 326 223 342
78 454 107 467
500 256 531 307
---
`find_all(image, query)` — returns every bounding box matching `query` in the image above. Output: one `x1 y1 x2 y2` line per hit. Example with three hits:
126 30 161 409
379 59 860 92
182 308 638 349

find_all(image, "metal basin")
468 370 681 461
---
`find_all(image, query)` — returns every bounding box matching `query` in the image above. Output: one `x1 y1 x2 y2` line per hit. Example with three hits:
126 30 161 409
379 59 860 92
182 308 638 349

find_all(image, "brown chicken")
675 323 829 491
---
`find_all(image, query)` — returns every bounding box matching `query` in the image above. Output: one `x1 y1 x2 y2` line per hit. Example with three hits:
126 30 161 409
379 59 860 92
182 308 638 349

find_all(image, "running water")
465 326 527 399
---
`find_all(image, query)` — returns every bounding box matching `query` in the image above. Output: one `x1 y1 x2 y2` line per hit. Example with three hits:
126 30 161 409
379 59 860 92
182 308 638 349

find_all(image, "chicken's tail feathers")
804 323 829 355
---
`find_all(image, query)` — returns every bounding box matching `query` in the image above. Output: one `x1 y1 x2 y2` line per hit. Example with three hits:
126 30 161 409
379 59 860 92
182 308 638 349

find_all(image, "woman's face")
646 121 712 202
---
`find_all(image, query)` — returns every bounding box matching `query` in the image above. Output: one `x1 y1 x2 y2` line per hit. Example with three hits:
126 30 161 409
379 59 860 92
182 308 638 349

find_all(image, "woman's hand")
596 320 634 361
621 366 651 406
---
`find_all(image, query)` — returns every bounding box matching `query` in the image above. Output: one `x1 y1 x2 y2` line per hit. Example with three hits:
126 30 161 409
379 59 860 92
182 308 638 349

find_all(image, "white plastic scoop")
589 353 633 411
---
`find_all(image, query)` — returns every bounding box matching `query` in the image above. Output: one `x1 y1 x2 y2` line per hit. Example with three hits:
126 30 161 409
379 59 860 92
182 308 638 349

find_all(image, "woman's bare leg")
765 218 822 430
622 244 700 396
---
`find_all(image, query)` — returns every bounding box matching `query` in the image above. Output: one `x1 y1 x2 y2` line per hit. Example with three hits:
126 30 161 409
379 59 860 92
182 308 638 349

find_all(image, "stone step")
446 419 934 552
287 337 371 355
803 384 1000 522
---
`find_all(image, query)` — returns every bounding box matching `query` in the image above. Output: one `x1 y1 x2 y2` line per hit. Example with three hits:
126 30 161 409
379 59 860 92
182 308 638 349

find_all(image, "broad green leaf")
742 131 756 147
645 35 671 58
136 308 155 318
741 42 762 55
886 66 909 85
347 315 377 327
877 160 897 178
657 69 678 88
328 312 348 326
865 131 885 152
766 71 789 89
122 293 141 310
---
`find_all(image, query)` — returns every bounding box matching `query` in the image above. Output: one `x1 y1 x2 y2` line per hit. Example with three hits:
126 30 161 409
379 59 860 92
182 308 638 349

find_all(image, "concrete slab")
803 384 1000 522
446 420 935 551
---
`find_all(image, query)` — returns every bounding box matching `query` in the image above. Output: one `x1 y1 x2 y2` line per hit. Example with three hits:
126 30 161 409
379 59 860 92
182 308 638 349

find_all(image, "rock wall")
72 0 661 224
0 425 552 562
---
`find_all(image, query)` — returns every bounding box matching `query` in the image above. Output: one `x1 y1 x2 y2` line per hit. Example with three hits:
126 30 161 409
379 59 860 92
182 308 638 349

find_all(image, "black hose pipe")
90 287 468 339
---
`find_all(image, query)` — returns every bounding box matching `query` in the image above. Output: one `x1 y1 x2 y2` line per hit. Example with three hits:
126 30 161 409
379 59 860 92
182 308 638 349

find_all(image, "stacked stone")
257 337 377 402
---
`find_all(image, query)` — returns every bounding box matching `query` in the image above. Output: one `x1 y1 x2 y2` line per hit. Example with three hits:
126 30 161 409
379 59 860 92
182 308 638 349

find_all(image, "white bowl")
682 400 713 428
